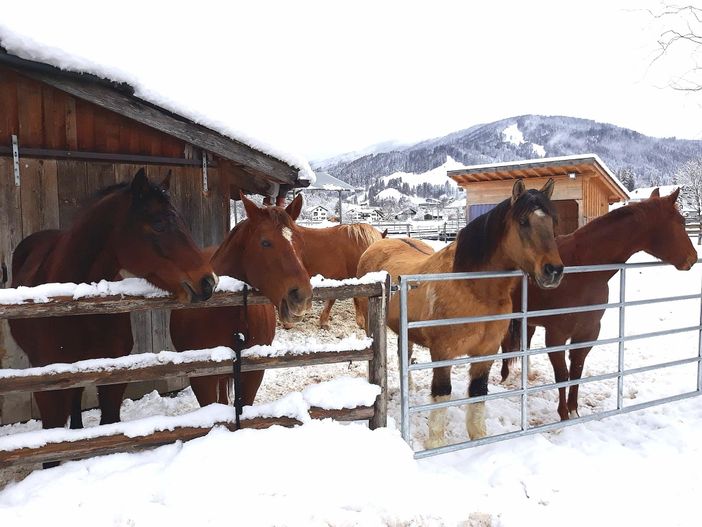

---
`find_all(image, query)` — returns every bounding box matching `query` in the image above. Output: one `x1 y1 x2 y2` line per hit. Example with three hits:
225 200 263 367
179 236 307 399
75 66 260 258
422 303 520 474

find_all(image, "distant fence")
686 218 701 244
0 278 389 467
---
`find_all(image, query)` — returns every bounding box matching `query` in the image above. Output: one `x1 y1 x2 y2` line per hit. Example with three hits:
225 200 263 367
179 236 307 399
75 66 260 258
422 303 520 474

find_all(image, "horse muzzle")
182 273 218 303
676 253 697 271
534 263 564 289
278 287 312 323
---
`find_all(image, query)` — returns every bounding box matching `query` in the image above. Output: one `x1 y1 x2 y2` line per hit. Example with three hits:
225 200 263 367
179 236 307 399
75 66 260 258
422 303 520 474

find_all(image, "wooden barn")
448 155 629 236
0 48 312 423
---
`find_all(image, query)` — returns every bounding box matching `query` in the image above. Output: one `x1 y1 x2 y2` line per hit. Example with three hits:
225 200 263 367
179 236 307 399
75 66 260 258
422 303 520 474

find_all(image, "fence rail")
397 260 702 459
0 278 389 466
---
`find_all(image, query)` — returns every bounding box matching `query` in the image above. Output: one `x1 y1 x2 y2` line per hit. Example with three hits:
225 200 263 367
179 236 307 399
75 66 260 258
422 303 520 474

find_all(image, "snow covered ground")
1 245 702 526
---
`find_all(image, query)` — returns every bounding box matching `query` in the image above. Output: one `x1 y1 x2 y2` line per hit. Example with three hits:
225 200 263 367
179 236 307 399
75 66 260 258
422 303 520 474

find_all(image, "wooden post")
367 277 388 429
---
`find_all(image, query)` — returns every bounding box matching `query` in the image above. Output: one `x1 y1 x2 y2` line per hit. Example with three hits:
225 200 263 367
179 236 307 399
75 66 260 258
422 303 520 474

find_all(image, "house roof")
307 205 329 212
0 46 313 195
629 185 679 201
448 154 629 203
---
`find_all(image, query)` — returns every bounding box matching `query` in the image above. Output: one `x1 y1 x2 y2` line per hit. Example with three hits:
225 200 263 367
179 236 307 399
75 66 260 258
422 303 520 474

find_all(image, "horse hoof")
424 436 445 450
282 322 294 330
569 410 580 419
320 322 331 330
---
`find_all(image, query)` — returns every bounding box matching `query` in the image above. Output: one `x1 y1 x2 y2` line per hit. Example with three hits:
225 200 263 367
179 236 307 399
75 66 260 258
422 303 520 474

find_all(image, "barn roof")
0 46 314 193
448 154 629 202
305 171 357 192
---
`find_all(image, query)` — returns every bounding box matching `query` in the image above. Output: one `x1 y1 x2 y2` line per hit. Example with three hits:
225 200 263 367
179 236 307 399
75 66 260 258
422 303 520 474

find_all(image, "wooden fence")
0 279 389 467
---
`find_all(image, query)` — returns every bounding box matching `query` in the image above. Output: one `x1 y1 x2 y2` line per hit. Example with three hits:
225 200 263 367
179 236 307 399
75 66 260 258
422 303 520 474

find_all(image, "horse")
169 194 313 408
500 187 697 420
357 179 564 448
282 195 385 330
9 168 216 441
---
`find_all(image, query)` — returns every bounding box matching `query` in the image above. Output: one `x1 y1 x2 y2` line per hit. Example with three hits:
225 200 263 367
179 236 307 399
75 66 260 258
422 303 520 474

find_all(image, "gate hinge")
11 135 20 186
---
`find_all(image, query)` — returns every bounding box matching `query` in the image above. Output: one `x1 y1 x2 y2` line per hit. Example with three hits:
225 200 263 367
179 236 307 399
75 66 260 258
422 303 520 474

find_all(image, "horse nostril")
288 287 301 304
201 275 216 300
544 264 563 278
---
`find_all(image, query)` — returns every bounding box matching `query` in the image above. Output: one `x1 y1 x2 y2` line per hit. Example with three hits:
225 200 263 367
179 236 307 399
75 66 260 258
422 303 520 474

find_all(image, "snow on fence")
0 275 390 467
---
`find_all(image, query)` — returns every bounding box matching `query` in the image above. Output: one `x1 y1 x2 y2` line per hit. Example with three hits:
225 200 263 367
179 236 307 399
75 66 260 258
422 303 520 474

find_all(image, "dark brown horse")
283 195 385 330
169 194 313 407
9 168 216 435
357 179 563 447
501 188 697 420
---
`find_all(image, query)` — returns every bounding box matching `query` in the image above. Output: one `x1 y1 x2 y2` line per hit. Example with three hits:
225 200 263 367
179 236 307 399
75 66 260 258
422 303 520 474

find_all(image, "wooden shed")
448 154 629 235
0 48 311 423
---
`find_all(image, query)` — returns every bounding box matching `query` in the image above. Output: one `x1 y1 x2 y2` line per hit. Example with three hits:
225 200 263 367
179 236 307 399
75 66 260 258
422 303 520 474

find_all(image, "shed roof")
448 154 629 202
0 46 313 194
306 171 357 192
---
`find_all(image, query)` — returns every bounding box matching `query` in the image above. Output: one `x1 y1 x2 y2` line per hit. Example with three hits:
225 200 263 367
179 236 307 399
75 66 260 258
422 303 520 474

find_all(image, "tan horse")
283 195 384 329
357 179 563 447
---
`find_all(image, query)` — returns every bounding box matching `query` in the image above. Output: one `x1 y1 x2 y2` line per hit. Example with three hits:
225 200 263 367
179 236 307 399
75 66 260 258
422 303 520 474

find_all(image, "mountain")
315 115 702 191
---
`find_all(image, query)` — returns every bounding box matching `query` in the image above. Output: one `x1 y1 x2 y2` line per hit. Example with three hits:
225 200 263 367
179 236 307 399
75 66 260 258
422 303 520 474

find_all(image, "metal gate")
397 260 702 459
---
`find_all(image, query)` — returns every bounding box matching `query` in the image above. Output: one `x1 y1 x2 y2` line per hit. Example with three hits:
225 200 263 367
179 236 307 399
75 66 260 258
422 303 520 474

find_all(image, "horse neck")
211 224 249 281
48 196 124 283
569 208 649 266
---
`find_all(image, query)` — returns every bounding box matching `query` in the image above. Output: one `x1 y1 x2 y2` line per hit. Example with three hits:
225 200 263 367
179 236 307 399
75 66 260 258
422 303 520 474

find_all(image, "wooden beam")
20 70 299 185
0 349 374 396
0 282 384 320
0 406 375 467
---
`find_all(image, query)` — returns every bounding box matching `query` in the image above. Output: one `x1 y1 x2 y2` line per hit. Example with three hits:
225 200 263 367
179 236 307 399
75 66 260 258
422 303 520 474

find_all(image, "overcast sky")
2 0 700 162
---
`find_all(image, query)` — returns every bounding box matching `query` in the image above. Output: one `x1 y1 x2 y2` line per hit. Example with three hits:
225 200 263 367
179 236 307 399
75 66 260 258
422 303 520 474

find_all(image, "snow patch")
502 123 525 146
532 143 546 157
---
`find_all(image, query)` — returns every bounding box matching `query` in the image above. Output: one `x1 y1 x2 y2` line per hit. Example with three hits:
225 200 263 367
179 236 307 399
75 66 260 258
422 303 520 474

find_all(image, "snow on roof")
0 28 315 184
446 197 467 209
306 171 356 191
306 205 329 212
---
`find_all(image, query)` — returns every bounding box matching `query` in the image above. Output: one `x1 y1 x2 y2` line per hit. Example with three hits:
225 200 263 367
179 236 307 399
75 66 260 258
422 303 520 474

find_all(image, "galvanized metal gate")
397 260 702 459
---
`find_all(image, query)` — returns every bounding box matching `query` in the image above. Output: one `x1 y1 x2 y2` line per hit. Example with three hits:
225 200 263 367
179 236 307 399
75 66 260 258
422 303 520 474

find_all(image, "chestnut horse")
9 169 216 437
501 187 697 420
283 195 384 330
357 179 564 447
169 194 312 407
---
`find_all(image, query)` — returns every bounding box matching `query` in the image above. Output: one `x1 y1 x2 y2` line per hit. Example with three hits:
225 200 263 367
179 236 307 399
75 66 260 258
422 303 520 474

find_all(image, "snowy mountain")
315 115 702 191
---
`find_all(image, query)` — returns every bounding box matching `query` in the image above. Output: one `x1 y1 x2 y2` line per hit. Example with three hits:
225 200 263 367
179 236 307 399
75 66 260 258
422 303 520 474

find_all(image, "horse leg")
425 365 452 449
566 323 600 418
69 387 84 429
34 389 75 469
397 342 415 392
97 384 126 424
353 297 366 329
319 299 334 330
466 360 492 440
190 375 222 406
500 322 536 382
545 329 570 421
240 371 265 406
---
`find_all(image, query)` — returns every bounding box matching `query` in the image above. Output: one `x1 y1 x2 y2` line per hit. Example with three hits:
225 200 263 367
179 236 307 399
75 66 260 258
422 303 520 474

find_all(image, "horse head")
230 193 312 323
503 179 564 289
644 187 697 270
111 168 217 303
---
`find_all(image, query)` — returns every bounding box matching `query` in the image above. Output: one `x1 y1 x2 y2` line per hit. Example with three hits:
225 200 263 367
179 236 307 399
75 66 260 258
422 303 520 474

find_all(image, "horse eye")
151 220 167 232
519 218 529 227
261 239 272 248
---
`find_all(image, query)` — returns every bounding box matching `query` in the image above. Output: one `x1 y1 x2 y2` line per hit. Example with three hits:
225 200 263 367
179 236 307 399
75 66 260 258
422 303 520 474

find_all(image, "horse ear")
540 178 555 200
285 193 304 221
649 188 660 198
160 170 172 191
669 187 680 203
511 179 526 204
130 168 150 197
240 191 261 219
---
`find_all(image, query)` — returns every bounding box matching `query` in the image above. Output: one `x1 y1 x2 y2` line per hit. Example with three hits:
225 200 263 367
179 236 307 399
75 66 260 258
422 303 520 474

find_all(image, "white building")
307 205 329 221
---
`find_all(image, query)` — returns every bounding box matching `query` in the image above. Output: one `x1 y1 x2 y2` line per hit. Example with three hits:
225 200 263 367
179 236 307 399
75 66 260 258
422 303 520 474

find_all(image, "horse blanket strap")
232 284 249 430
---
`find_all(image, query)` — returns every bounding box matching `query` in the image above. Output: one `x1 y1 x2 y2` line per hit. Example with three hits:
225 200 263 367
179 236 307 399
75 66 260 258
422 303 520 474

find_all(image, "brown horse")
169 194 313 407
501 187 697 420
283 195 384 329
9 168 216 437
357 179 563 447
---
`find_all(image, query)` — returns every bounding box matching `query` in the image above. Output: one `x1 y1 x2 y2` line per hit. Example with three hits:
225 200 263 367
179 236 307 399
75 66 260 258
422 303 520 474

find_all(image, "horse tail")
381 228 389 238
500 319 521 382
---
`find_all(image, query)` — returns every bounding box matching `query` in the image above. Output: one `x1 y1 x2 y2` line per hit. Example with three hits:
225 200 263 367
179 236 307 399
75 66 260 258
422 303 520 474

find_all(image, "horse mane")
453 189 556 271
337 223 383 249
400 238 433 255
571 201 642 237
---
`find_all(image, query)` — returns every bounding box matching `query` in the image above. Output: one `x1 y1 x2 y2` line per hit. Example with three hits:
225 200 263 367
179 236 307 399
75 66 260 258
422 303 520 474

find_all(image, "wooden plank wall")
0 66 185 157
463 176 583 206
0 159 228 424
582 177 609 224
